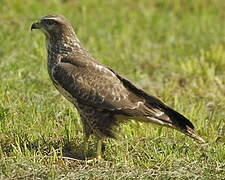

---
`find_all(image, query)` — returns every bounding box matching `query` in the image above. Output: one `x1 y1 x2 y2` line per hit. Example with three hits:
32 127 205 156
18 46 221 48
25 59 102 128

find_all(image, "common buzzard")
31 14 205 160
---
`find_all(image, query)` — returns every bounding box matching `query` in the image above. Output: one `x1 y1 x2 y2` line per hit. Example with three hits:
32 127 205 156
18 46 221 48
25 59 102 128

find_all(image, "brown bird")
31 14 205 160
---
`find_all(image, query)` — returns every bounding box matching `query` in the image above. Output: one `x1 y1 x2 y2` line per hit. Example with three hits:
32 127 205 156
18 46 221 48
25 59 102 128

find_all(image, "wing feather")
51 54 144 114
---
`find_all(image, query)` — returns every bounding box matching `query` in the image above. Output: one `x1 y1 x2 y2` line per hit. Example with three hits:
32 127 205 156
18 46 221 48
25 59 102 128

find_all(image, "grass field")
0 0 225 179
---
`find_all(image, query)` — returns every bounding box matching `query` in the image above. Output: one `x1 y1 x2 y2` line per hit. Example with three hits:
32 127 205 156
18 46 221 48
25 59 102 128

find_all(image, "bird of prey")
31 14 205 160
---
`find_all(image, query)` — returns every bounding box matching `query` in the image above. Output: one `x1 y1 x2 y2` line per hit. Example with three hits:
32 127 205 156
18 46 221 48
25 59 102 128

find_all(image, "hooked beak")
31 22 41 30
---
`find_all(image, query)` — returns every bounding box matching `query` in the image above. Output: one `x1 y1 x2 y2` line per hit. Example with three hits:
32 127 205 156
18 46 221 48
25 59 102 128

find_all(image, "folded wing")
51 53 205 143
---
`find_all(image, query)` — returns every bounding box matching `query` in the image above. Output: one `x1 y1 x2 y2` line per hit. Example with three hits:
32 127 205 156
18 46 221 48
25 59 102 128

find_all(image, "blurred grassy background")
0 0 224 179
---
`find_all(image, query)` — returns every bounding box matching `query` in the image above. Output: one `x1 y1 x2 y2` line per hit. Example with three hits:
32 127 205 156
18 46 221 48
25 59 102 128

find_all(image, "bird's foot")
85 155 102 163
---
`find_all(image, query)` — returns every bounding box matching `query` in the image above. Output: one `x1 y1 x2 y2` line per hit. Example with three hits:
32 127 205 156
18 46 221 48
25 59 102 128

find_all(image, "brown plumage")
31 14 205 159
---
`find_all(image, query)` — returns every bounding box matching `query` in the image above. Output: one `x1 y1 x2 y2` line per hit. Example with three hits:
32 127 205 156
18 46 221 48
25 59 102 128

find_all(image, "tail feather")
146 107 205 143
112 71 205 143
186 126 206 143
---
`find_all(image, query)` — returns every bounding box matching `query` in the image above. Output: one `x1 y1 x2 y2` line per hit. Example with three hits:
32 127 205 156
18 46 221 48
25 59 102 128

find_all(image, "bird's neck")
46 34 83 56
46 32 91 67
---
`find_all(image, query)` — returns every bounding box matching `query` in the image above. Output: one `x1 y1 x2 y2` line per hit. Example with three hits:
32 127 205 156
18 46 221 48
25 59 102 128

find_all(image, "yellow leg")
83 135 90 158
96 139 102 160
84 139 102 162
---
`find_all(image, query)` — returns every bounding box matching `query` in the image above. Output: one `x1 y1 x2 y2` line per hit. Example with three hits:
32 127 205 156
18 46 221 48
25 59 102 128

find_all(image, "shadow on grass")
62 141 95 160
0 134 106 160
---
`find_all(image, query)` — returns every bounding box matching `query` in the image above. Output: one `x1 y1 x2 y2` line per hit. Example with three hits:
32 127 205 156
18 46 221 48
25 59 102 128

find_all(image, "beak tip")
31 22 39 31
31 24 35 31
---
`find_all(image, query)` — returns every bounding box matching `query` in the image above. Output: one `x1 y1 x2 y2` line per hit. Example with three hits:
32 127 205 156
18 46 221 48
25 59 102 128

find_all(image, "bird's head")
31 14 75 39
31 14 82 53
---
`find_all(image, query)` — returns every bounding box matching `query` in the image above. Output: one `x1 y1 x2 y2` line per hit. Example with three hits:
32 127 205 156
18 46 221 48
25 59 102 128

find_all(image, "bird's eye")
44 19 57 26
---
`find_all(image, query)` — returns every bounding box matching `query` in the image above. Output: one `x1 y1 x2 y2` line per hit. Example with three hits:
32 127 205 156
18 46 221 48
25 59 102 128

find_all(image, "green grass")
0 0 225 179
